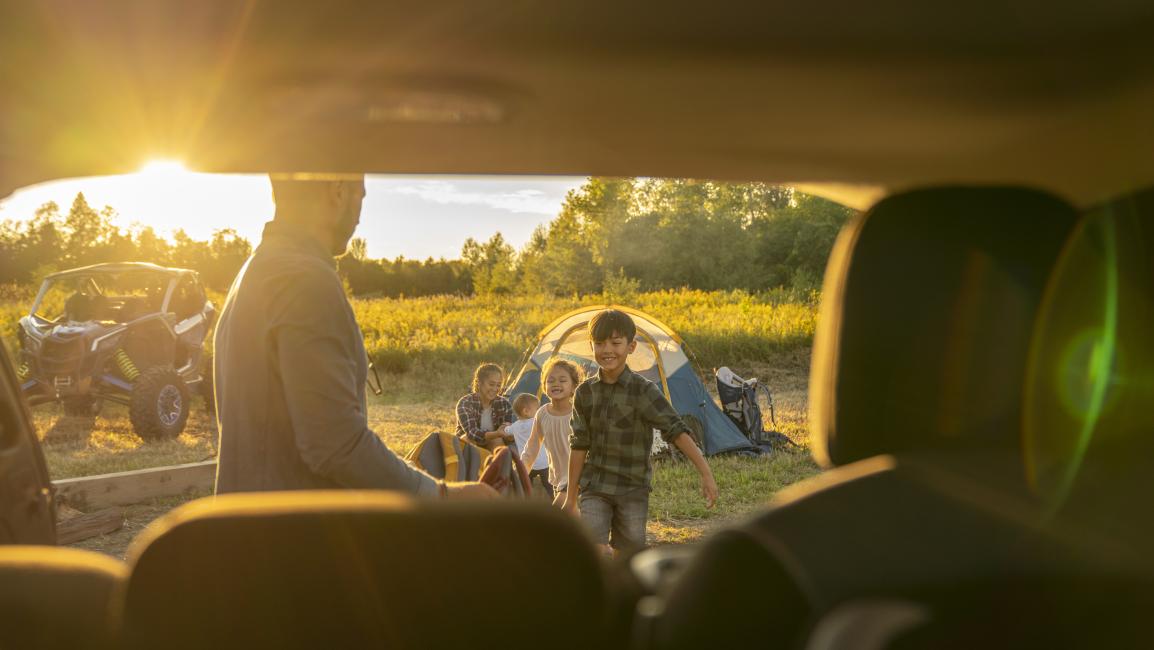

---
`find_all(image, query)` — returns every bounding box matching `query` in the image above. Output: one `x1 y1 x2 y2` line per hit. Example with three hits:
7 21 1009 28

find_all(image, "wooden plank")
53 460 217 510
56 508 124 545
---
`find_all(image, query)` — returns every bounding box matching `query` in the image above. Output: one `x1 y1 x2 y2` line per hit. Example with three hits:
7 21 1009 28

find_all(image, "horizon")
0 167 586 260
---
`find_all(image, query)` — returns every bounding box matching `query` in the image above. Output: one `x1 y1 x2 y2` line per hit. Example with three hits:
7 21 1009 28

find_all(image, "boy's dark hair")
512 392 539 417
471 362 504 393
589 309 636 343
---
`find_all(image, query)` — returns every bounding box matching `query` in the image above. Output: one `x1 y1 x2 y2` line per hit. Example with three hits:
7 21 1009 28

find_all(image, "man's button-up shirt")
214 220 437 496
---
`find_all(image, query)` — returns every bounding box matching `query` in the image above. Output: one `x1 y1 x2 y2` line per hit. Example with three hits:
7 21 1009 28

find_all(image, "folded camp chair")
405 431 489 482
405 432 532 496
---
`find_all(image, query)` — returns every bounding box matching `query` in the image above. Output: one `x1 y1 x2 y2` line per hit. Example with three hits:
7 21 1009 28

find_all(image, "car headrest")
810 187 1078 468
119 491 606 650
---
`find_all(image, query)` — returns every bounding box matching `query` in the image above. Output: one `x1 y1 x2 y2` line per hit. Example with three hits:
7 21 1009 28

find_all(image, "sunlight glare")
138 159 190 177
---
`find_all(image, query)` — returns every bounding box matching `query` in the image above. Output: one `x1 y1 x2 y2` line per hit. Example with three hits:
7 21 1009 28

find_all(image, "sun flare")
138 159 190 177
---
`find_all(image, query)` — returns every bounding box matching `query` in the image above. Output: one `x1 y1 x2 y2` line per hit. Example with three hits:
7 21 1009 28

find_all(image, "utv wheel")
129 367 190 441
62 396 102 417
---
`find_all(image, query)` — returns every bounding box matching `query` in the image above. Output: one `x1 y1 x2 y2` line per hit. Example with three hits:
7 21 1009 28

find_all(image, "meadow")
3 289 822 556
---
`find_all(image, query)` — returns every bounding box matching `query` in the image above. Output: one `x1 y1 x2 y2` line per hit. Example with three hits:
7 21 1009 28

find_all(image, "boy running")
563 309 719 554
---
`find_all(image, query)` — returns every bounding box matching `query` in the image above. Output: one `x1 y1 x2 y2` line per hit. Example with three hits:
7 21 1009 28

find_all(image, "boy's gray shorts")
578 489 649 551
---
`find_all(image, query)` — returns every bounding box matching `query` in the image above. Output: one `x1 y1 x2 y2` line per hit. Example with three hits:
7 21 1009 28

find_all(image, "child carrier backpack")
716 367 791 447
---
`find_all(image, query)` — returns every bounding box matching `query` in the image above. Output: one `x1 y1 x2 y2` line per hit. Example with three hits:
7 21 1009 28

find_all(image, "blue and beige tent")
504 306 755 456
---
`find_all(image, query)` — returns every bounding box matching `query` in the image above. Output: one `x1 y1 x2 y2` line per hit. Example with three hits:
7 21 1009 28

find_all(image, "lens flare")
1040 216 1119 516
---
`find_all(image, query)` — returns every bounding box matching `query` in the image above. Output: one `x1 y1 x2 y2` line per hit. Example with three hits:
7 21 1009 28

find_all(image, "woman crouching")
455 362 514 451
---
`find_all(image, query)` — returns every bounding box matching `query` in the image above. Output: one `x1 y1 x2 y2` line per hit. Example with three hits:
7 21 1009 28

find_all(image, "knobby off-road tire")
62 396 102 417
129 367 190 441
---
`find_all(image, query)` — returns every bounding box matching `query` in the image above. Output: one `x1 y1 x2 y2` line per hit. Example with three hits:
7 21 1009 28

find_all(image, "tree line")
0 193 252 292
0 178 854 297
457 178 854 296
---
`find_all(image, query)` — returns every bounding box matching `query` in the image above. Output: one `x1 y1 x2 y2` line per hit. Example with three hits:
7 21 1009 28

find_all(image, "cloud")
382 181 561 215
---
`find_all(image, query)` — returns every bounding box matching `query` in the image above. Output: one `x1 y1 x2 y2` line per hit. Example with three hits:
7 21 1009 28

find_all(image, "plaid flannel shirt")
569 367 689 495
455 393 514 446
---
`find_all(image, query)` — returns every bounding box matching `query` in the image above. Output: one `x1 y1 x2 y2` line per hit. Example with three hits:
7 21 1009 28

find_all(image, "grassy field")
4 289 822 557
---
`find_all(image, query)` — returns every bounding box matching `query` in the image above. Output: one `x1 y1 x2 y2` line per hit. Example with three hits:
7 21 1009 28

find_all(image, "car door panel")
0 344 56 545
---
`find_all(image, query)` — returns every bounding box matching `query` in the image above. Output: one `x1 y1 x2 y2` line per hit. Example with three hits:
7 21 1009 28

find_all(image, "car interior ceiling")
3 2 1154 206
4 2 1154 649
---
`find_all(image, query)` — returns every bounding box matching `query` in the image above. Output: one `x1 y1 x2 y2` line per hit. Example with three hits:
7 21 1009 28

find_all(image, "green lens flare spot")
1043 216 1120 516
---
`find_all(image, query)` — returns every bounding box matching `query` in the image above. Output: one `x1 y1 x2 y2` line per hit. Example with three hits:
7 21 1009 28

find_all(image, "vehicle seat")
0 546 127 650
804 574 1154 650
119 491 607 650
645 187 1090 649
64 292 100 322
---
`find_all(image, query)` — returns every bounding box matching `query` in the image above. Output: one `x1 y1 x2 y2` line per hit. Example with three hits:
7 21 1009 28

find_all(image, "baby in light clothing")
519 358 584 507
507 393 552 499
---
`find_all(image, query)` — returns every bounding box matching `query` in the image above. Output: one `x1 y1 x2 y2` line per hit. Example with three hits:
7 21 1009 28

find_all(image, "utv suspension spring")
16 362 29 380
114 349 141 382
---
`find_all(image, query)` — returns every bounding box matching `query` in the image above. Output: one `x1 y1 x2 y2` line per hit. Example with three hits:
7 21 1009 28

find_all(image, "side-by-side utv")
15 262 216 440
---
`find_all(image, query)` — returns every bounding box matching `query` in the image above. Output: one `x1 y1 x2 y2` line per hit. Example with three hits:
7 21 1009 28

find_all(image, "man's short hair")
589 309 636 343
512 392 539 417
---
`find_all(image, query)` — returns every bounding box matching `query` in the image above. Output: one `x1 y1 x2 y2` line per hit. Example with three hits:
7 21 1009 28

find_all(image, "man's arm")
274 271 438 495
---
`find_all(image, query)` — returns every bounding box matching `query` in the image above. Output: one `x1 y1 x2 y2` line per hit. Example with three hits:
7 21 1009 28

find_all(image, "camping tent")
505 306 756 456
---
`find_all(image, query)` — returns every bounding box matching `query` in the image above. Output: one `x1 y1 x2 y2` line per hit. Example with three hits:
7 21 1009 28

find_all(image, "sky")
0 163 586 260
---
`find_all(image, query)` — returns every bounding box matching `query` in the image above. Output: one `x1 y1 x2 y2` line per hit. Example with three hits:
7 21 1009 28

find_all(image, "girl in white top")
519 357 584 507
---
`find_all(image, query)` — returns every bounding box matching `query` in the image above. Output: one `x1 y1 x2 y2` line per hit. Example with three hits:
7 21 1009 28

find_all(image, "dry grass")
55 352 818 557
37 403 218 480
647 353 817 544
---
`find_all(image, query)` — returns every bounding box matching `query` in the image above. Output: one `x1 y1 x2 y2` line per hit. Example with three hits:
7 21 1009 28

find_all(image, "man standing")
214 175 493 499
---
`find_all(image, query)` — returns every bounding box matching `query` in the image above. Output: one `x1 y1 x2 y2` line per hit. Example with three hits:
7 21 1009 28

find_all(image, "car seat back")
804 574 1154 650
811 187 1078 469
0 546 126 650
647 187 1083 649
120 491 606 650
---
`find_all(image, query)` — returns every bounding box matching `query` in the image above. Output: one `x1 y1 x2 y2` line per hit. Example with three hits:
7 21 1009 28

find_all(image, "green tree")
461 233 517 295
347 237 369 261
133 226 171 264
63 193 117 266
203 229 253 290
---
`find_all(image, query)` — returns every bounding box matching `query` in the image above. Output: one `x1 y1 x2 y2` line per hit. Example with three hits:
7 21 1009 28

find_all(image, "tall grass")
355 289 819 380
1 288 818 402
